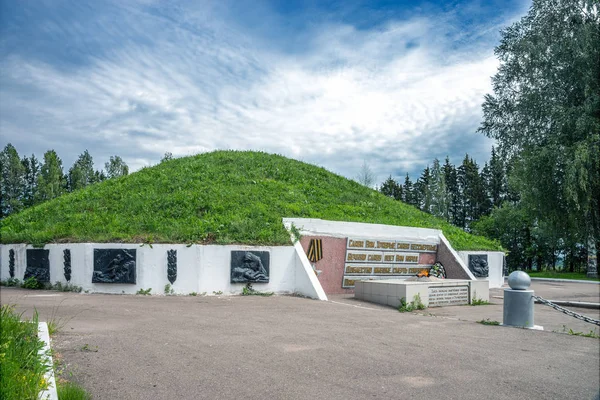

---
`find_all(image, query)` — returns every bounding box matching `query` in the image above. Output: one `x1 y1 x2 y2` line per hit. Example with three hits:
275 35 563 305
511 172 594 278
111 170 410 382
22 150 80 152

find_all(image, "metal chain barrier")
533 295 600 326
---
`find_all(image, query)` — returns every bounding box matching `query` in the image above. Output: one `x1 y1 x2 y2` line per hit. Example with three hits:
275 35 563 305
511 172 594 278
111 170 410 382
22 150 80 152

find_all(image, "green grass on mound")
0 151 501 251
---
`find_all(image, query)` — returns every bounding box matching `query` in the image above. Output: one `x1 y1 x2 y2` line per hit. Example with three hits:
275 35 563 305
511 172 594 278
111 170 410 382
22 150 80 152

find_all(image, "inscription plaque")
25 249 50 283
468 255 489 278
93 249 136 284
428 286 469 307
231 251 270 283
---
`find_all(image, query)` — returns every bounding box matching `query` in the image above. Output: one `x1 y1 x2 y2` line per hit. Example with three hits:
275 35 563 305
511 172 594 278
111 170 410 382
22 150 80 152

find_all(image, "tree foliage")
105 156 129 179
479 0 600 275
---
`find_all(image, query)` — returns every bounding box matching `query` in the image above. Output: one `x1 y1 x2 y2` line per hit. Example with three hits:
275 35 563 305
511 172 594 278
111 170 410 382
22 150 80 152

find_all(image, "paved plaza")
1 281 599 400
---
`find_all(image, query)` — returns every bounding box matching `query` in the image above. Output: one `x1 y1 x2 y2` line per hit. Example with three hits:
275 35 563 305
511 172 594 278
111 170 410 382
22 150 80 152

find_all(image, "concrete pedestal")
503 289 534 328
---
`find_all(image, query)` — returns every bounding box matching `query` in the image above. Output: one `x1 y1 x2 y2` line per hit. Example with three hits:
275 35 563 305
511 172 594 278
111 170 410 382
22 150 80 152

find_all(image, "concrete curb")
505 277 600 285
38 322 58 400
533 300 600 310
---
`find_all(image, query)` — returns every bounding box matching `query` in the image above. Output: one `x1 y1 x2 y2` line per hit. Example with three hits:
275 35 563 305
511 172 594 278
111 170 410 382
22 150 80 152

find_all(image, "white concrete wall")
458 251 505 289
283 218 442 242
0 243 324 298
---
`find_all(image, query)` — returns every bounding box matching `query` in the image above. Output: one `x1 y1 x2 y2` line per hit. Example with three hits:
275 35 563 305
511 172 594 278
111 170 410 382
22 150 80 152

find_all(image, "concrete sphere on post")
507 271 531 290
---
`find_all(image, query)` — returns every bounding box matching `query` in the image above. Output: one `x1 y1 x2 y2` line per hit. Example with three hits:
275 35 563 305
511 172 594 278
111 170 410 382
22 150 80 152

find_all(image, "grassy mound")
0 151 501 250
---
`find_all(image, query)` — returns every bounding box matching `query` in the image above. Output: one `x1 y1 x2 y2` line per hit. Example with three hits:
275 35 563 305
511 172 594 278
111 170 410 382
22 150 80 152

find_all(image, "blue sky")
0 0 530 182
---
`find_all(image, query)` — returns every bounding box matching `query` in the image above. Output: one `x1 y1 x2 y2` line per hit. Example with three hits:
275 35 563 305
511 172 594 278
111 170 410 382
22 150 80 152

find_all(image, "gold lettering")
377 241 395 249
405 255 418 263
346 266 372 274
384 254 395 262
395 255 405 262
366 240 375 248
347 253 367 261
393 267 408 274
396 243 410 250
349 240 365 248
374 267 391 274
368 254 382 262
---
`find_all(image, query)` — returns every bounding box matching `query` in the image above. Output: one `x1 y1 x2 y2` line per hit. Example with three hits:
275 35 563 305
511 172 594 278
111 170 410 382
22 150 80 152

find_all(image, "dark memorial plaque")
93 249 136 284
231 251 270 283
25 249 50 282
167 249 177 284
63 249 72 282
9 249 15 278
469 254 489 278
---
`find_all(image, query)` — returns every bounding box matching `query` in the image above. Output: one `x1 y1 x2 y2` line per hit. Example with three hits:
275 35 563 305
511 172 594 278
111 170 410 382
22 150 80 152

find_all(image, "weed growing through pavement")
470 292 490 306
212 291 223 295
164 284 175 295
241 283 274 297
477 319 500 326
136 288 152 295
555 325 600 339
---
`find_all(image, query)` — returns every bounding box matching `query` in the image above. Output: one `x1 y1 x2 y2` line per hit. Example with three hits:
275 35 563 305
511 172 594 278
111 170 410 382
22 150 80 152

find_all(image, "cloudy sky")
0 0 530 182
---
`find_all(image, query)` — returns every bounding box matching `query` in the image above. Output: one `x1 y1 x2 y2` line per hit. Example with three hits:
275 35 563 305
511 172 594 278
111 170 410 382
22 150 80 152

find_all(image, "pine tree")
443 157 460 225
0 144 26 217
402 174 414 206
379 176 402 201
414 167 431 212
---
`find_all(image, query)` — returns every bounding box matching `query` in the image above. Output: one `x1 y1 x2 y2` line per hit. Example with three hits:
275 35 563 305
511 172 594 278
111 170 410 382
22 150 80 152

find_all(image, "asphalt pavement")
1 281 599 400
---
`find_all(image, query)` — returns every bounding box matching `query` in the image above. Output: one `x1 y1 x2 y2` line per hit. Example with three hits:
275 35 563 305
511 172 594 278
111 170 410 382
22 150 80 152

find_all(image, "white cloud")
0 2 502 181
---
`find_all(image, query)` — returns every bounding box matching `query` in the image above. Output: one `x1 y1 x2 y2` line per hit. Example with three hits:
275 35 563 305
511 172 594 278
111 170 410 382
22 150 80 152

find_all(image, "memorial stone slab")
25 249 50 282
92 249 136 284
230 251 270 283
167 249 177 284
468 254 489 278
63 249 72 282
9 249 15 278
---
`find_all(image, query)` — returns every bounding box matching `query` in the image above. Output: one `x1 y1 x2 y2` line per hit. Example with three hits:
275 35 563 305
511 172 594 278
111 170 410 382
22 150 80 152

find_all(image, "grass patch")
57 381 91 400
241 283 274 297
0 150 501 251
398 294 426 312
527 271 600 281
164 284 175 295
0 305 50 400
555 325 600 338
136 288 152 295
471 292 490 306
477 319 500 326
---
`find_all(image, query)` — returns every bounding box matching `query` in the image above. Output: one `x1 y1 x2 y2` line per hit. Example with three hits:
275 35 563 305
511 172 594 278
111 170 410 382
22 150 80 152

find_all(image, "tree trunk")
587 235 598 278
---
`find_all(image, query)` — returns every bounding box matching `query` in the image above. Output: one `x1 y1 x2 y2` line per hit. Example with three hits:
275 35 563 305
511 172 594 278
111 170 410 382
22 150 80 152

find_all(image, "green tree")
68 150 96 191
379 175 402 201
402 174 414 206
105 155 129 179
414 166 431 212
0 144 26 217
429 158 449 219
457 155 488 229
479 0 600 277
21 154 40 208
443 157 461 225
36 150 65 202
